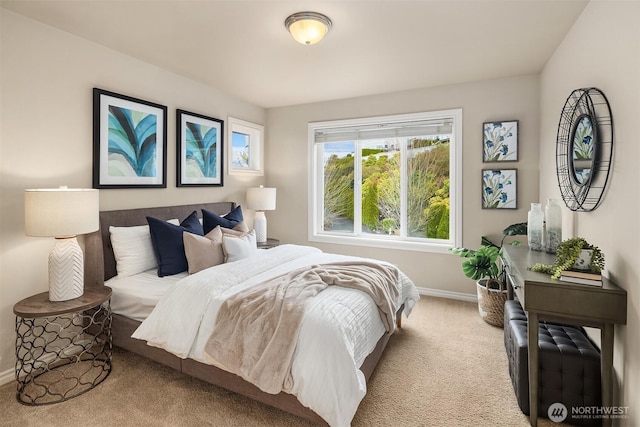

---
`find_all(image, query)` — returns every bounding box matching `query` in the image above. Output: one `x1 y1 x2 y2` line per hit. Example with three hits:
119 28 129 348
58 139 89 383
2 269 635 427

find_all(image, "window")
309 109 462 253
228 117 264 175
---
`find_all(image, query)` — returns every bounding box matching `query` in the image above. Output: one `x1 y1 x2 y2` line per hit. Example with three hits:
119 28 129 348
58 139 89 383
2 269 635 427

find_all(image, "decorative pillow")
222 230 258 263
109 219 179 278
183 226 224 274
147 211 204 277
198 217 250 232
221 222 250 236
231 221 250 233
202 205 244 234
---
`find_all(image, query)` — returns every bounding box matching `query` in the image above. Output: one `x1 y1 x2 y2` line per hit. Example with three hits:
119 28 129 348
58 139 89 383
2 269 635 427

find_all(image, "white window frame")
228 117 264 176
308 109 462 253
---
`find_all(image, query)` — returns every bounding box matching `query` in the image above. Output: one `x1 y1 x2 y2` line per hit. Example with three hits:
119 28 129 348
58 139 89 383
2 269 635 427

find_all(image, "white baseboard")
0 367 14 386
416 286 477 303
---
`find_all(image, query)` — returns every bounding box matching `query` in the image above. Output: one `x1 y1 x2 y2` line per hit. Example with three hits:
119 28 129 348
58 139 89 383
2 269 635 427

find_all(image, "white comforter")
132 244 420 427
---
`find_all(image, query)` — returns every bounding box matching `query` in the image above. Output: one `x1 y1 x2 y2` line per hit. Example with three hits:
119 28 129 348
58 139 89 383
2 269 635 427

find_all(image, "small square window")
228 117 264 175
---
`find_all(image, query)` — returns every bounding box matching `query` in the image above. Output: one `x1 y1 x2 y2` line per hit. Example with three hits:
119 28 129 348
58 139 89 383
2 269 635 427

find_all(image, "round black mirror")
555 88 613 212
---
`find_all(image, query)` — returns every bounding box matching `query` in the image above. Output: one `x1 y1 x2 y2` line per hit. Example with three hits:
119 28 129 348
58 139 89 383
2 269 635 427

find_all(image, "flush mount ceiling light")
285 11 332 45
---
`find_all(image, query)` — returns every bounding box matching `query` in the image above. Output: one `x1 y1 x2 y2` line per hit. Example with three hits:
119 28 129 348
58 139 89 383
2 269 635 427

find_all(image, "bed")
84 202 419 426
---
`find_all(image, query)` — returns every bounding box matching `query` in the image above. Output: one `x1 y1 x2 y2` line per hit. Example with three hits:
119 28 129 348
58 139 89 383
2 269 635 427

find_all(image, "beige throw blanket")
204 261 400 394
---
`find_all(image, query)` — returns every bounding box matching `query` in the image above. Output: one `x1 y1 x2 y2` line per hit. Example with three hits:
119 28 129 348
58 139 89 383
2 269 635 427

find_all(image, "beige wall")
0 11 266 375
266 74 540 293
539 1 639 424
3 3 637 422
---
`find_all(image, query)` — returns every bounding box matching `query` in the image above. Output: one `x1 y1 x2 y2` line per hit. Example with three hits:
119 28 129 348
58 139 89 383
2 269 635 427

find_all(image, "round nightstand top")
257 238 280 248
14 286 112 318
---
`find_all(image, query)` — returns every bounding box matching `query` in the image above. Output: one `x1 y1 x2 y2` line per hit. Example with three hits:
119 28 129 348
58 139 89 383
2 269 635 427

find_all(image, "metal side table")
13 286 113 405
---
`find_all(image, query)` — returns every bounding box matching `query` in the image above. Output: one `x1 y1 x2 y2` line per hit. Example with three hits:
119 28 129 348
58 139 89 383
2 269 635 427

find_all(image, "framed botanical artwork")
483 120 518 162
93 88 167 188
482 169 517 209
228 117 264 176
176 109 224 187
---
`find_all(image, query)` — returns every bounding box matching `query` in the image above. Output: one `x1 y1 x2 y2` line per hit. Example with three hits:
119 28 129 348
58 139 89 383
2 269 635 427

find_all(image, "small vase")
527 203 544 251
545 199 562 254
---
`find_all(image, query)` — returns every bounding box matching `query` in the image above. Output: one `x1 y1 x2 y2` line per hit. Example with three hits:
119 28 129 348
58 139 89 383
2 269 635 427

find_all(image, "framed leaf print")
483 120 518 162
177 109 223 186
482 169 517 209
93 88 167 188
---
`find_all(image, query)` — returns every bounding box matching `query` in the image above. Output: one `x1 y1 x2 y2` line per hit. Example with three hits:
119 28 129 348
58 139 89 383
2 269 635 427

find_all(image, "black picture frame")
176 109 224 187
482 120 519 162
481 168 517 209
93 88 167 189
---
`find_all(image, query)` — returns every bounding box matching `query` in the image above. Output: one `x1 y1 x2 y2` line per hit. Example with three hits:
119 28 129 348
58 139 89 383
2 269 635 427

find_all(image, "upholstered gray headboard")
84 202 236 285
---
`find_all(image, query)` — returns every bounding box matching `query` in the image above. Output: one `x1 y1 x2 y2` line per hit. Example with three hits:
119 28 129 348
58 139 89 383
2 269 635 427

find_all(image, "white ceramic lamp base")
253 211 267 243
48 237 84 301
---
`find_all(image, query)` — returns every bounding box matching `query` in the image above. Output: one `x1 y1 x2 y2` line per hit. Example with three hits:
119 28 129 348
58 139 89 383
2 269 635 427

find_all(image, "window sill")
308 233 454 254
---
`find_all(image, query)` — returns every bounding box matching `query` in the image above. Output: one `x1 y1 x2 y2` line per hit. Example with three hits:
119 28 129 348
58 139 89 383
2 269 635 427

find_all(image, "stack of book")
558 269 603 286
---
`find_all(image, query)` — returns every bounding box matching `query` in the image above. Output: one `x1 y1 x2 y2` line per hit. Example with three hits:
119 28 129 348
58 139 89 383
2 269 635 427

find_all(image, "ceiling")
1 0 588 109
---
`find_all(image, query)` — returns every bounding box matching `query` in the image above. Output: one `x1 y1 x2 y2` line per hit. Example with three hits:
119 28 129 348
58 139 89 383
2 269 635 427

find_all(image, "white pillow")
222 230 258 263
110 219 179 278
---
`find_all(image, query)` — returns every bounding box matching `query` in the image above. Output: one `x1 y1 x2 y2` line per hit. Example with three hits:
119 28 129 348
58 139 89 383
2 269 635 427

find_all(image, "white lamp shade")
246 186 276 211
25 187 99 301
25 187 99 237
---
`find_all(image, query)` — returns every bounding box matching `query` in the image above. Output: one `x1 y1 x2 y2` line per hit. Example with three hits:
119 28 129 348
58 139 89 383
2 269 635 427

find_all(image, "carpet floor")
0 296 562 426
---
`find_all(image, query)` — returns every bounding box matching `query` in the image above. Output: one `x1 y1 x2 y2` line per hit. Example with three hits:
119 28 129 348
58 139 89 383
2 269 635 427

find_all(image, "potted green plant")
481 222 528 250
529 237 604 279
451 245 502 286
450 223 527 327
451 222 527 284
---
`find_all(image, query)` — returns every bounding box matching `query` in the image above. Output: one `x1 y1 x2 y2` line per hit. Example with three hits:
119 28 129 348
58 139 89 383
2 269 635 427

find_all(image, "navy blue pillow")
202 205 244 234
147 211 204 277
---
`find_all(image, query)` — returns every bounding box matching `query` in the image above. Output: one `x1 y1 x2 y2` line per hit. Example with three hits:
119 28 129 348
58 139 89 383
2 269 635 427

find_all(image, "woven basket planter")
476 278 507 327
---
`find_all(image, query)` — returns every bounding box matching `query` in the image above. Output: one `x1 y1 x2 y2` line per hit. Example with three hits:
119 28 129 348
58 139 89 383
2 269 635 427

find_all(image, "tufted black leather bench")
504 300 602 426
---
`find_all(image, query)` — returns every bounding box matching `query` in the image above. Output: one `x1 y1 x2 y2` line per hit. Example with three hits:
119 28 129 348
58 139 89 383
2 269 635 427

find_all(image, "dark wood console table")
501 246 627 427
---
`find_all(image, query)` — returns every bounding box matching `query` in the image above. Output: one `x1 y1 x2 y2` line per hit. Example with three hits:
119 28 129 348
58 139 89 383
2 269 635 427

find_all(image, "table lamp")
246 186 276 243
24 187 99 301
